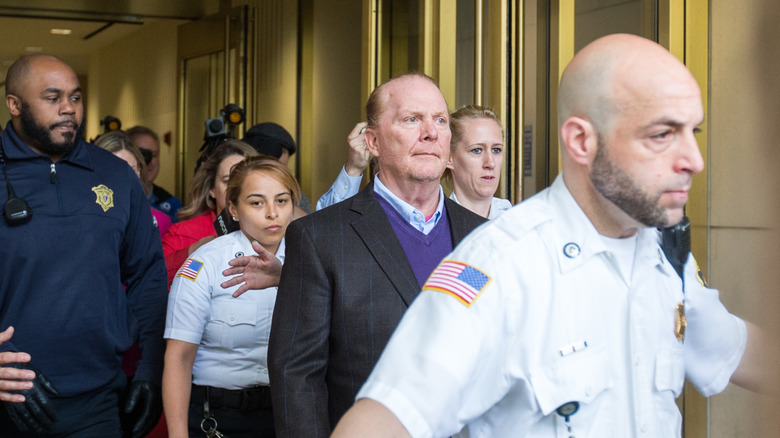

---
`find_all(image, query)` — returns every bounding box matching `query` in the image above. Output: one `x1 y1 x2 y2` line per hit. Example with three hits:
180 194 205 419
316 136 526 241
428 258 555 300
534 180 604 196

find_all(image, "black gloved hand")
121 379 162 438
2 362 59 434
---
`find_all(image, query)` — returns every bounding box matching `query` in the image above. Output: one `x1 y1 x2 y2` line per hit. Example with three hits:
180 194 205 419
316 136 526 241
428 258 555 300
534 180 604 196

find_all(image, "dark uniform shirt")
0 122 168 396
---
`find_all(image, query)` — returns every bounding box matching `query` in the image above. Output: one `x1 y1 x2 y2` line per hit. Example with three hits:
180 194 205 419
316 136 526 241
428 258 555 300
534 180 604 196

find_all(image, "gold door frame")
362 0 518 201
661 4 710 437
176 6 250 201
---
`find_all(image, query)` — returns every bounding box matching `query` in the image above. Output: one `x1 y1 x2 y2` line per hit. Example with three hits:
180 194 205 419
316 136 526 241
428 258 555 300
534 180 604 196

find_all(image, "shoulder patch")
423 260 491 306
176 258 204 281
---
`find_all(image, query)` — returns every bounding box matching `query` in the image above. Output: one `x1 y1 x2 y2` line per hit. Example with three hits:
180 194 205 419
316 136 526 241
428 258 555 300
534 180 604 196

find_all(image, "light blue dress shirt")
373 173 444 235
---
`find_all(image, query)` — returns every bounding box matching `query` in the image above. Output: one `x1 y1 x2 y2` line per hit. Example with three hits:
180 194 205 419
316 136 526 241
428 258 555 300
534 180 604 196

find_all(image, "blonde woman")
446 105 512 219
95 130 171 236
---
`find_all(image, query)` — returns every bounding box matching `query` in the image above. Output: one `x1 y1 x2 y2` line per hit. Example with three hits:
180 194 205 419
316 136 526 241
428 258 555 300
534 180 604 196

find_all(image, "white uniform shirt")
165 231 284 389
358 175 746 438
449 192 512 220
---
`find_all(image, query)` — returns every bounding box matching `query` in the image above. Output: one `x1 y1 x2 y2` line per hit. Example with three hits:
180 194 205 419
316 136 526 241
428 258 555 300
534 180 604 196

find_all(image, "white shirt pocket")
208 300 258 349
654 348 685 397
529 348 613 416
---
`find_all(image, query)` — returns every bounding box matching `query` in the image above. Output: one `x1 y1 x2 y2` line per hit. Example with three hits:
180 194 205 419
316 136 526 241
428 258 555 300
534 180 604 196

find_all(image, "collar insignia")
563 242 581 258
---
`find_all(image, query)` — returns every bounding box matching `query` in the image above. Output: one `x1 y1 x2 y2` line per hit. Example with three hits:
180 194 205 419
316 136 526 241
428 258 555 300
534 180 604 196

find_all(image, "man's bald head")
557 34 705 236
5 54 72 97
365 72 441 130
4 54 83 158
558 34 698 136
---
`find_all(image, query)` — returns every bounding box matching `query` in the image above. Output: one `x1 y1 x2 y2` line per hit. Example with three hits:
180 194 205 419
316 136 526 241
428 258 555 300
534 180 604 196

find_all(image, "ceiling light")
50 28 72 35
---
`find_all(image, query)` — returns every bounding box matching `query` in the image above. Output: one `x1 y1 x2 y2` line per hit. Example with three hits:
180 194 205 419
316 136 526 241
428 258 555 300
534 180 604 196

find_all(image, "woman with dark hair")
161 140 257 284
163 156 301 438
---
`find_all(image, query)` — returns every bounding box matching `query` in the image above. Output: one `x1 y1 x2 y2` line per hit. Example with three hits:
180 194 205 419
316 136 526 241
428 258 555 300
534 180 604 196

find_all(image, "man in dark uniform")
0 54 167 437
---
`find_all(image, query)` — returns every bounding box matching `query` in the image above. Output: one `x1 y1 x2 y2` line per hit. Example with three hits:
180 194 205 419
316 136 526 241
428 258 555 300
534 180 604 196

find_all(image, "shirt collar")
233 230 286 264
546 175 665 275
449 191 510 220
2 121 94 170
275 237 286 264
373 173 444 234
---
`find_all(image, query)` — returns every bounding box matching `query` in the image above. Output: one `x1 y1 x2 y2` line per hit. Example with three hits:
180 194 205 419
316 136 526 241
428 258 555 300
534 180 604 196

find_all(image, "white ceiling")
0 0 219 81
0 17 154 80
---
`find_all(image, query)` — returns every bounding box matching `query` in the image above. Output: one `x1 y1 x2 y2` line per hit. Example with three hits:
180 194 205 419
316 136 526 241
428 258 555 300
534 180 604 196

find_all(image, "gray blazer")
269 183 486 437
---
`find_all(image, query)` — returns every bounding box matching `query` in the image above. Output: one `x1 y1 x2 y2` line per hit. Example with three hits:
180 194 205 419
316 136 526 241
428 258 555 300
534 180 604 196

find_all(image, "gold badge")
675 302 687 342
92 184 114 212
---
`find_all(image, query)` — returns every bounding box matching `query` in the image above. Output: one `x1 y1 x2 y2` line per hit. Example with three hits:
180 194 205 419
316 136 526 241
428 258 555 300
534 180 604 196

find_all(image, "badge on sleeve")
423 260 491 306
91 184 114 212
176 258 204 281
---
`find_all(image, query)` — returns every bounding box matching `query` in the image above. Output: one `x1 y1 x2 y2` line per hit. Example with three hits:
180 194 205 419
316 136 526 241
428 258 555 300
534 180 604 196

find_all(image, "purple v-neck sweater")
375 194 453 287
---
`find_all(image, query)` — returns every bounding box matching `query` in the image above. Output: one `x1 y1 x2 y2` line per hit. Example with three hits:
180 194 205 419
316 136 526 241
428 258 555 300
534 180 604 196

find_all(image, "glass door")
369 0 513 199
526 0 657 198
176 6 249 203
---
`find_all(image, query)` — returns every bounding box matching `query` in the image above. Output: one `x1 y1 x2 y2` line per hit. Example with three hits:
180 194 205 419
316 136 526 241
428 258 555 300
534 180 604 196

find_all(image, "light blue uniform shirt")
165 231 284 389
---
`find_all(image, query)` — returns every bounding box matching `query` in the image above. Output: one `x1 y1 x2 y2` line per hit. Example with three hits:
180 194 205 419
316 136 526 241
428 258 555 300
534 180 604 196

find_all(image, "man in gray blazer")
268 73 486 437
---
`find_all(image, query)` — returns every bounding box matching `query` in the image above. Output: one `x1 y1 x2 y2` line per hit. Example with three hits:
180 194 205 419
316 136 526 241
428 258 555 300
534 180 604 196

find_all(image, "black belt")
191 384 272 411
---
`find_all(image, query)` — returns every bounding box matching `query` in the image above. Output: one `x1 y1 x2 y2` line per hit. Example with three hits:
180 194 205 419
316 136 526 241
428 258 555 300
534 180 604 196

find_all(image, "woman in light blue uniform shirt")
446 105 512 219
162 156 300 438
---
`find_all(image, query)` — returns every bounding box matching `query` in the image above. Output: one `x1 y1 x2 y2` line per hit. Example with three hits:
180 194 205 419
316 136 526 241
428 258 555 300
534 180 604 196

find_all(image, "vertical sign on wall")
523 125 533 177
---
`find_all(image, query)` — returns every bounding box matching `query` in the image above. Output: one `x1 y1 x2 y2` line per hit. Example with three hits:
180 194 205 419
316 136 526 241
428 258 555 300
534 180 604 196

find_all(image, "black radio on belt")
0 140 32 226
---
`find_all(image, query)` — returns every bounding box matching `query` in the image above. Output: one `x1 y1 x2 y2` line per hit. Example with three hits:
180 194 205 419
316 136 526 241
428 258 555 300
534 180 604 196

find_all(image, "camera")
203 104 245 141
100 115 122 132
196 104 246 170
205 117 227 137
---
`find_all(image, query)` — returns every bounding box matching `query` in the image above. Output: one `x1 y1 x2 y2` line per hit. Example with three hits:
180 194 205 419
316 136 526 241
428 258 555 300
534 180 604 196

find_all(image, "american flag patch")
423 260 491 306
176 259 204 281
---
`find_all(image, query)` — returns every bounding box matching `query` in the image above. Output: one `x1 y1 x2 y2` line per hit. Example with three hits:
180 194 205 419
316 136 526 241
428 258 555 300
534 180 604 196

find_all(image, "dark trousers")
0 372 126 438
187 385 274 438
